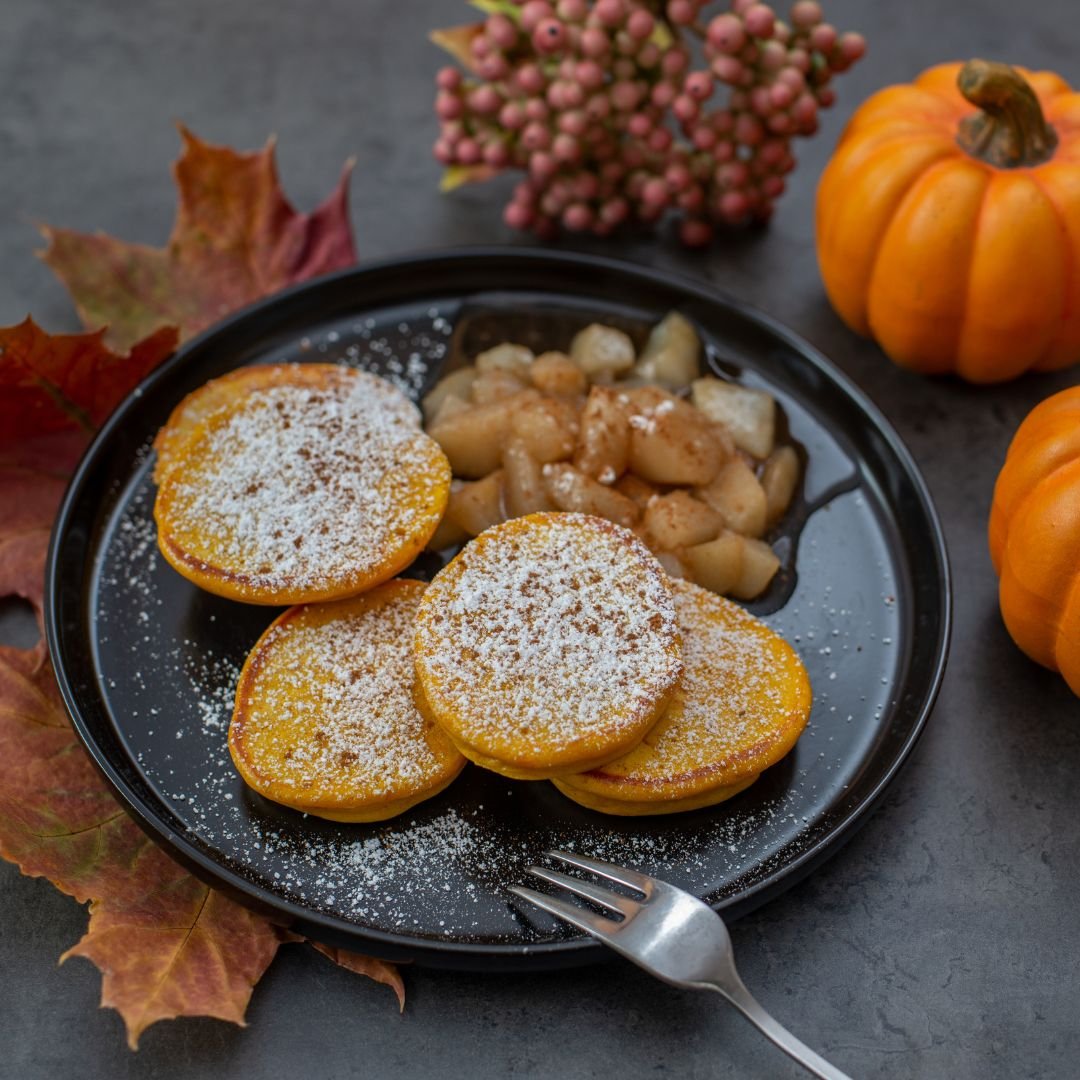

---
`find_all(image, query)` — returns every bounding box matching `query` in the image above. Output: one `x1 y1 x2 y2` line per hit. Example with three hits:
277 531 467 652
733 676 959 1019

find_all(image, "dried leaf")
429 23 485 73
440 164 499 192
64 882 291 1050
0 319 176 619
40 126 357 351
0 153 402 1046
312 942 406 1012
468 0 521 18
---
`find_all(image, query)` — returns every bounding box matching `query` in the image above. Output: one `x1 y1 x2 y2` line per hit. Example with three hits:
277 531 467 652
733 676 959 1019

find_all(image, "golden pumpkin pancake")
153 363 423 484
553 578 811 815
153 363 451 603
413 512 683 780
230 579 465 822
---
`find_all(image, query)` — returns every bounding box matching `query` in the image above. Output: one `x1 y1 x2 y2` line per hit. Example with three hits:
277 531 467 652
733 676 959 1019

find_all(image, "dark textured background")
3 2 1079 1077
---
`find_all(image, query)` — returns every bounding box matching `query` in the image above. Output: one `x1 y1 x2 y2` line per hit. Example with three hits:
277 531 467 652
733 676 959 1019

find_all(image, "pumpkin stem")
956 59 1057 168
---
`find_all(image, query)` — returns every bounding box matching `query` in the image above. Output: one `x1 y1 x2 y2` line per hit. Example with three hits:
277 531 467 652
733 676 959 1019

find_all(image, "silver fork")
509 850 853 1080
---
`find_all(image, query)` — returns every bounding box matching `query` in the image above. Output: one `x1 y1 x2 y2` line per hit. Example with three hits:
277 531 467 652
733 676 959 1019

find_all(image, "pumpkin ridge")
953 174 995 378
1026 172 1078 368
866 158 986 371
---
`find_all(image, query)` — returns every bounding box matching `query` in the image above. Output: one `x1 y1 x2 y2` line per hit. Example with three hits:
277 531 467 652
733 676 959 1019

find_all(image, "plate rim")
44 245 952 968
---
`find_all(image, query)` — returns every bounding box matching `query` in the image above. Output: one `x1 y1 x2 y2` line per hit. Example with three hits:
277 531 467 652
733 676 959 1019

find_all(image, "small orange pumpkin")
817 59 1080 383
989 386 1080 693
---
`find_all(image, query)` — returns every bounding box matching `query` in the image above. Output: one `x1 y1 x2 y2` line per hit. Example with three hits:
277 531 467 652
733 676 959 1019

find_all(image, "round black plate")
46 248 950 970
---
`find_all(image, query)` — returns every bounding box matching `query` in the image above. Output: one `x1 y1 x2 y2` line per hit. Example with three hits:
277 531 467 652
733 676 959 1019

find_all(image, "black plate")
46 248 950 970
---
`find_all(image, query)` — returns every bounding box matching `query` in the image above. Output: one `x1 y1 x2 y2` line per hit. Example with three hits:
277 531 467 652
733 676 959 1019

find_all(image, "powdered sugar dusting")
235 586 456 807
637 579 807 778
416 513 682 759
160 369 446 596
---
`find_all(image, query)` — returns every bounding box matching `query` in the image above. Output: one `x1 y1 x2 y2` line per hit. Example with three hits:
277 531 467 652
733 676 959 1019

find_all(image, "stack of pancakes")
153 364 811 822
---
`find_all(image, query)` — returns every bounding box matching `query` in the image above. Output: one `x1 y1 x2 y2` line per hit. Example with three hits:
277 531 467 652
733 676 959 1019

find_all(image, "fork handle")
708 977 854 1080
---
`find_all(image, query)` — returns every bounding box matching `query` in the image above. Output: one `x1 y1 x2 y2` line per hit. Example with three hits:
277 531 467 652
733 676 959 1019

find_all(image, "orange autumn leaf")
312 942 406 1012
64 879 291 1050
40 125 357 351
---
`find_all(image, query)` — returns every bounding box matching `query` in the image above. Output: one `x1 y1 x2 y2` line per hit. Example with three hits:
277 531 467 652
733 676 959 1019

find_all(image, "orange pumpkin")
989 386 1080 693
817 59 1080 383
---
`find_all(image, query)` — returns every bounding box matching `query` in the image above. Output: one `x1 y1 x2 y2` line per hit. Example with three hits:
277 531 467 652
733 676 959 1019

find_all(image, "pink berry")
734 112 765 145
770 82 795 110
610 80 642 111
504 201 534 229
522 122 551 150
479 55 510 80
839 32 867 63
469 85 502 115
816 86 836 108
743 4 775 38
787 48 811 74
576 59 606 89
529 151 557 179
559 109 588 136
661 47 691 77
520 1 554 33
762 175 785 198
691 125 717 150
435 92 463 120
790 1 822 29
499 101 526 129
627 112 653 137
758 40 787 72
594 0 625 27
580 26 610 57
641 177 669 207
433 138 455 164
711 56 745 85
525 97 550 121
651 81 678 108
533 17 568 53
716 161 750 188
684 71 714 101
809 23 837 53
470 33 492 59
484 141 511 166
666 0 697 26
515 63 546 95
680 218 713 246
647 126 673 152
766 112 792 134
456 137 481 164
436 67 461 91
486 13 519 49
791 92 818 127
719 190 750 220
553 132 582 162
672 94 699 123
677 185 705 211
750 86 774 116
706 13 746 54
556 0 588 20
573 172 600 199
665 162 692 191
600 196 630 225
586 92 612 118
757 138 787 166
563 203 594 230
626 9 654 39
712 139 734 162
777 66 806 92
637 42 661 68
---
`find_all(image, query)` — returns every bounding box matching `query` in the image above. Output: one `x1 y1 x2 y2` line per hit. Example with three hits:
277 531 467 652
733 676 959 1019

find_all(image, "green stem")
956 59 1057 168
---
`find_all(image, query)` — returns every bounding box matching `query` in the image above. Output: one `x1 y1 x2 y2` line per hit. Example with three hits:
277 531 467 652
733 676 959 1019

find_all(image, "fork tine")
527 865 638 918
546 849 652 893
507 885 620 940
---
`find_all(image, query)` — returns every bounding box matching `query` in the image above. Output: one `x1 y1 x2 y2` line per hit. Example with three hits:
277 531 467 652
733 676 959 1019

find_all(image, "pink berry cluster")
433 0 865 245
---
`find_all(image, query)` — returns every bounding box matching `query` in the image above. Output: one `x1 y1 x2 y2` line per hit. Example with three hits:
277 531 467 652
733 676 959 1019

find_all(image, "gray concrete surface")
2 1 1079 1077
